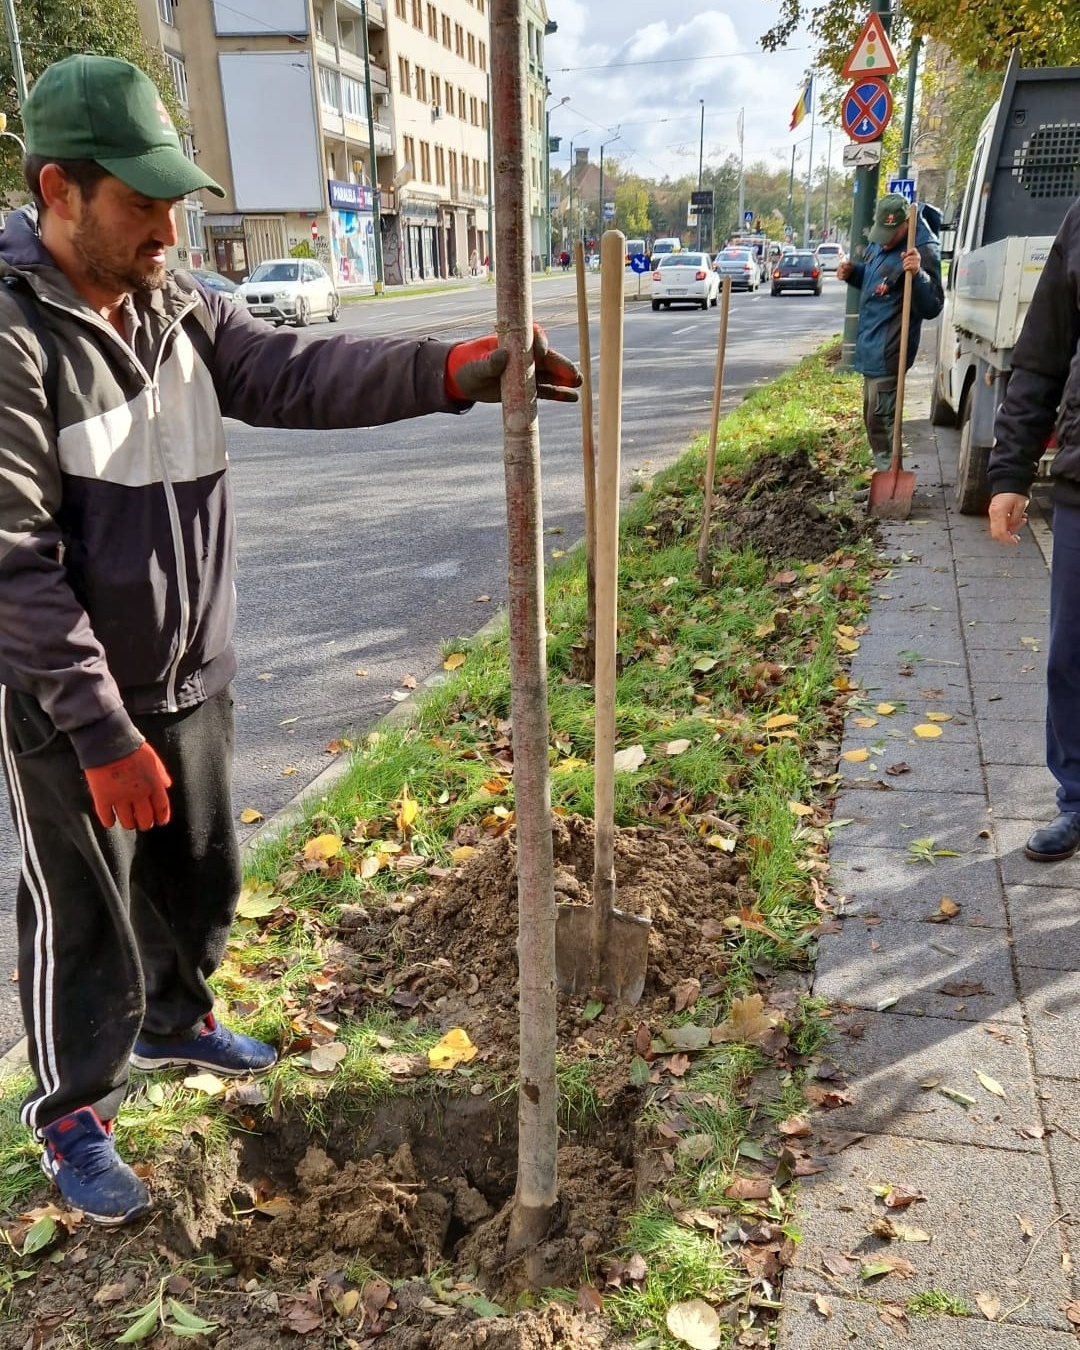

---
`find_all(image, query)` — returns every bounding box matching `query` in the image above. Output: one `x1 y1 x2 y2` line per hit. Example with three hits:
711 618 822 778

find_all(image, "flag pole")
802 77 815 248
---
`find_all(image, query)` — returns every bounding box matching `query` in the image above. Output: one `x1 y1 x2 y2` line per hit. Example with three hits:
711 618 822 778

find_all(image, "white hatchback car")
236 258 340 326
815 242 847 272
651 252 720 310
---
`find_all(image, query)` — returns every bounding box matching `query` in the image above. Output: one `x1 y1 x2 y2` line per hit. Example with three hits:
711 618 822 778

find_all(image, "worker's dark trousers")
1047 502 1080 814
0 685 241 1136
862 375 898 470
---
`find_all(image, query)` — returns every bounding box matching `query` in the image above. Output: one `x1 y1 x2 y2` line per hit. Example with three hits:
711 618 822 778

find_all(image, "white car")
815 242 847 272
651 252 720 310
236 258 340 327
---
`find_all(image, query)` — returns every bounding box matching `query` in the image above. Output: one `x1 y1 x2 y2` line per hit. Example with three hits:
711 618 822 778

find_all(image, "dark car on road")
770 250 822 297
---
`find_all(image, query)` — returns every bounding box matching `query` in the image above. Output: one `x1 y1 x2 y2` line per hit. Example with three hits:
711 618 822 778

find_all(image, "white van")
649 237 682 264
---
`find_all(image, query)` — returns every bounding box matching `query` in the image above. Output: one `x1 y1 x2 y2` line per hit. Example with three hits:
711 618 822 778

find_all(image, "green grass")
0 342 871 1343
907 1289 970 1316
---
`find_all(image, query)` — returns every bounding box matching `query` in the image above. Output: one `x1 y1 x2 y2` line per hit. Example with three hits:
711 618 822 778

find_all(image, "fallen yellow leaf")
358 854 382 879
443 652 466 671
428 1027 479 1071
876 703 896 715
396 785 419 834
450 845 476 864
836 636 860 653
182 1072 226 1097
925 711 952 722
788 801 814 817
666 739 692 756
764 714 798 730
239 808 263 824
842 748 870 762
706 834 736 852
853 716 878 728
303 833 342 863
913 724 943 739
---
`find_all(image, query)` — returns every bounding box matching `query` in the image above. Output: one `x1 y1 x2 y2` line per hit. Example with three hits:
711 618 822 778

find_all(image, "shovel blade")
867 466 916 519
555 905 651 1005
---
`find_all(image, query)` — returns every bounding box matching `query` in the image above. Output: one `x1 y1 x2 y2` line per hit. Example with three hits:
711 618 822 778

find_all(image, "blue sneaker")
131 1013 277 1076
41 1108 151 1226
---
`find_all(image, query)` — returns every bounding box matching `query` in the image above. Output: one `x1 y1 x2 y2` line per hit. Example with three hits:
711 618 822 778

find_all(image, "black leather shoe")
1024 812 1080 862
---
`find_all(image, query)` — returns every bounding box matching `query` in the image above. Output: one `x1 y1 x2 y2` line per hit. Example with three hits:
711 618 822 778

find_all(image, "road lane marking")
671 325 698 336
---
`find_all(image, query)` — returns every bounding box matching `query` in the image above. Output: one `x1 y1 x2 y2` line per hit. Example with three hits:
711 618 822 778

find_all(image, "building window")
420 141 431 181
164 52 188 106
415 66 427 102
454 22 464 56
427 3 437 38
467 33 475 65
469 95 478 125
411 0 422 28
184 204 201 251
157 0 175 24
479 40 486 71
342 74 367 121
181 132 196 162
449 149 458 190
462 157 470 191
319 66 341 112
480 101 487 130
394 0 406 16
432 74 441 105
435 146 445 185
403 135 416 173
457 87 465 119
476 0 484 11
398 55 411 96
473 157 481 189
444 81 454 115
442 14 451 47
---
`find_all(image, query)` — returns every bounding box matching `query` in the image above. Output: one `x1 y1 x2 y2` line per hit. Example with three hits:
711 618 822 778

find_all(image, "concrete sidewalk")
777 364 1079 1346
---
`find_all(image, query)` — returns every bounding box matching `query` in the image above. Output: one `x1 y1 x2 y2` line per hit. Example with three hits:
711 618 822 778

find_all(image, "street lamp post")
1 0 28 105
598 129 620 244
697 99 705 250
544 94 569 270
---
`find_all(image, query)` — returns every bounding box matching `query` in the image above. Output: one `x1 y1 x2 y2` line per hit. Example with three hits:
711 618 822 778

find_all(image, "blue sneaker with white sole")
41 1108 151 1226
131 1013 277 1076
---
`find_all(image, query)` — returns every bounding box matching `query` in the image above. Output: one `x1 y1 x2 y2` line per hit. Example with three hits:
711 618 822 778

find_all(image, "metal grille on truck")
1011 121 1080 199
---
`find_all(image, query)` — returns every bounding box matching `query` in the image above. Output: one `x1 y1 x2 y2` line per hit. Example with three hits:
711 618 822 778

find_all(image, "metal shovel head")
867 465 916 519
555 904 652 1005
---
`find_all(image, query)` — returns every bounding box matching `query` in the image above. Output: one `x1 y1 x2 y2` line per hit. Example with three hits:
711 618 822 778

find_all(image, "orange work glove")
445 323 582 403
84 743 173 831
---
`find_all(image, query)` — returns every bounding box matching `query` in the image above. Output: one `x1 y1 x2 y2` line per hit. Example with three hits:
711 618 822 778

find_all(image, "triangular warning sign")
842 13 899 80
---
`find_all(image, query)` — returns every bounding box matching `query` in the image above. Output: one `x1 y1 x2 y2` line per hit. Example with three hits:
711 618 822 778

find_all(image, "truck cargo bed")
952 235 1054 354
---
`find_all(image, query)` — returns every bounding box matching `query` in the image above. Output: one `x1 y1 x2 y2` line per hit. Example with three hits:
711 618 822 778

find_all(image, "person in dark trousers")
837 193 944 471
987 197 1080 862
0 54 581 1226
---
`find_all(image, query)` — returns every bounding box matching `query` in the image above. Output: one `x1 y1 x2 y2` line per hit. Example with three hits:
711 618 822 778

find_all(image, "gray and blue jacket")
0 207 461 769
843 213 944 379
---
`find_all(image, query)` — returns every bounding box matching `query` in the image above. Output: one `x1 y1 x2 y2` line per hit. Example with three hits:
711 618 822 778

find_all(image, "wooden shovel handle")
891 203 918 463
574 241 597 597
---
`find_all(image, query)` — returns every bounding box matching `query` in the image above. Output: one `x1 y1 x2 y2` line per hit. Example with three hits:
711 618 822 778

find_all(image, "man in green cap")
837 191 944 472
0 54 580 1226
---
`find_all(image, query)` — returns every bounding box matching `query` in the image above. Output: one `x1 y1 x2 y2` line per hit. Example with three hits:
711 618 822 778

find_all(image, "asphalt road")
0 270 848 1052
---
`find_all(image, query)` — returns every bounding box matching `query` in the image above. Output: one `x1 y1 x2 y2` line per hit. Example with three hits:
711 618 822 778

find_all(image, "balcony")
368 60 388 95
339 0 384 23
315 37 338 66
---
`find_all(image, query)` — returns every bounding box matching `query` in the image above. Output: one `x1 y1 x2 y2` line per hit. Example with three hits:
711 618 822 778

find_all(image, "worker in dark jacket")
838 193 944 470
987 198 1080 862
0 54 580 1226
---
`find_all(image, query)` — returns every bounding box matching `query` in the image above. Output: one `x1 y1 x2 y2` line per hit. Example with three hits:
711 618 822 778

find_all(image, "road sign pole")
840 0 891 372
898 36 922 179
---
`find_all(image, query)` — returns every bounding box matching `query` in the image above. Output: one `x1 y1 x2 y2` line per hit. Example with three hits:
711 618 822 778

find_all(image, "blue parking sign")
743 210 753 225
888 178 916 202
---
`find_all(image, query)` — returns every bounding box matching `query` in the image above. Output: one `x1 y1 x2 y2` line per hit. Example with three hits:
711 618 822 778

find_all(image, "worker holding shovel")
838 193 944 479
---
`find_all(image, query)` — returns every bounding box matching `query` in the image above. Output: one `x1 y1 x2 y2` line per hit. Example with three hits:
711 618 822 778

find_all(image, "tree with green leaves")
1 0 177 201
761 0 1079 77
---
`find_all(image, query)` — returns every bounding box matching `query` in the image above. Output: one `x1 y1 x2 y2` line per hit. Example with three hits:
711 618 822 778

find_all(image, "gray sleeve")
201 290 469 428
0 301 142 767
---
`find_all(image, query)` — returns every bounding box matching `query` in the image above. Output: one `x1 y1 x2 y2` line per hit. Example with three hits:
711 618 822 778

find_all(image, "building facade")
134 0 494 288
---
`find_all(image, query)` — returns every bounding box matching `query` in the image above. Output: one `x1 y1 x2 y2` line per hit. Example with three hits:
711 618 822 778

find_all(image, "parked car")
815 242 847 272
190 267 242 303
649 236 682 265
770 250 822 296
713 246 760 291
236 258 340 326
651 252 720 310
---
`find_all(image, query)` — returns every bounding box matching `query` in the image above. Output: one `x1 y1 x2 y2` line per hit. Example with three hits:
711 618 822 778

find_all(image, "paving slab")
846 665 974 710
778 1291 1078 1350
786 1135 1072 1330
995 819 1077 888
819 1009 1043 1149
854 631 967 667
831 853 1006 927
813 918 1021 1022
1012 969 1080 1080
955 577 1048 604
836 744 984 793
985 766 1059 821
827 789 995 856
1029 1079 1080 1266
966 648 1046 685
1011 887 1080 971
948 553 1048 579
964 621 1052 651
973 683 1047 721
976 720 1046 768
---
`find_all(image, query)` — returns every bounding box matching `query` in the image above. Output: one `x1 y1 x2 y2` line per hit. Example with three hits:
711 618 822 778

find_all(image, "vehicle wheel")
700 298 708 310
929 364 956 427
651 300 660 311
294 298 309 328
814 286 822 296
955 387 992 516
663 302 670 309
272 320 285 328
771 287 780 296
327 295 341 323
710 292 718 307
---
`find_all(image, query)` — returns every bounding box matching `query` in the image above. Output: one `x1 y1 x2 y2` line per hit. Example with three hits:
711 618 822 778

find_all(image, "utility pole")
598 130 619 247
1 0 28 106
736 107 745 228
787 144 796 237
359 0 384 293
802 92 816 248
696 99 705 250
486 71 494 275
839 0 891 370
823 127 833 238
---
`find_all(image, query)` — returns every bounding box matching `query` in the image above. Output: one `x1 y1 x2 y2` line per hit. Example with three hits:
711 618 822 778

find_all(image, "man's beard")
72 207 167 295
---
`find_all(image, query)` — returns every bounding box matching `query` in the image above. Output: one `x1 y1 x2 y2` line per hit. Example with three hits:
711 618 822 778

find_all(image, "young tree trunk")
491 0 559 1258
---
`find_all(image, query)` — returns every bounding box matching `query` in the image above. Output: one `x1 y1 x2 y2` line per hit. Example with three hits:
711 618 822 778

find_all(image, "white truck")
930 53 1080 514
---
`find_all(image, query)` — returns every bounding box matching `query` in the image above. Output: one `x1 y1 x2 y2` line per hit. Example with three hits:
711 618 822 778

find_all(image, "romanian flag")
790 75 812 131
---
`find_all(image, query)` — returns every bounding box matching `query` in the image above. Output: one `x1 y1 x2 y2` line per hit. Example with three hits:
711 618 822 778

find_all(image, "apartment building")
135 0 395 288
524 0 552 268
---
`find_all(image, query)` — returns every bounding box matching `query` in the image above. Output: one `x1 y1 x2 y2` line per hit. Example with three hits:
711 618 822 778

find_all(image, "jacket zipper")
35 292 201 712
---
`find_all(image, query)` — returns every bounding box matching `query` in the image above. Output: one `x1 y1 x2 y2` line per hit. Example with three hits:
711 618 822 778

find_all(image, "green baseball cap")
22 54 225 199
869 192 911 245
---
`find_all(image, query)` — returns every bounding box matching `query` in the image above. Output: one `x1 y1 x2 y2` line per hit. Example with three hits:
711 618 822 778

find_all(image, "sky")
543 1 846 190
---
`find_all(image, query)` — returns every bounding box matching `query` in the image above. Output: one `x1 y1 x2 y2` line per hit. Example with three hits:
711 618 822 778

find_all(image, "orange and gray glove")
85 743 172 831
445 324 582 404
